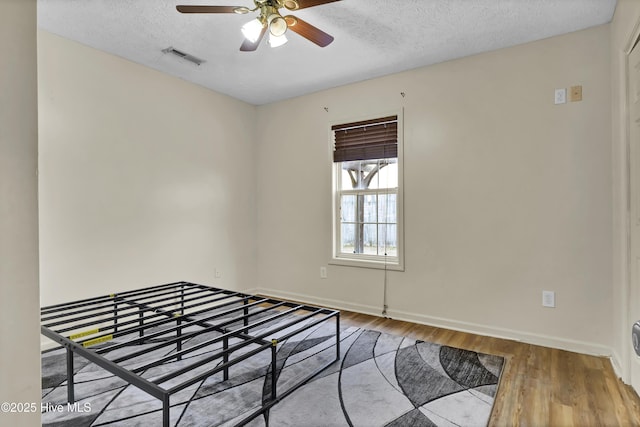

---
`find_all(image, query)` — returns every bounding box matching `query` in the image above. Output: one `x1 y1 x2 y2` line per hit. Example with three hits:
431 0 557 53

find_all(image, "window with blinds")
332 115 398 162
331 114 404 270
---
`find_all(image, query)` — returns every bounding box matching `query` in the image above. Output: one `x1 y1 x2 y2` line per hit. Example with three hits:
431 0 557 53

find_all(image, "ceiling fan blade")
283 0 341 10
284 15 334 47
240 26 267 51
176 5 244 13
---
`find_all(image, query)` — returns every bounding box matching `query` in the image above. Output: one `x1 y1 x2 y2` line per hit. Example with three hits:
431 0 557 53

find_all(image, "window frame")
330 111 405 271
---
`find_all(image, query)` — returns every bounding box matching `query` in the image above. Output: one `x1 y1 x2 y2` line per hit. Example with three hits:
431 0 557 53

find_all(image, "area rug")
41 318 505 427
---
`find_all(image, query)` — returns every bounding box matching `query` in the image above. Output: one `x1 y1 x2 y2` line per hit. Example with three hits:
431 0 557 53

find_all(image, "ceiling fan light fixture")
241 18 264 43
267 14 287 37
268 33 288 48
283 0 300 10
233 6 251 14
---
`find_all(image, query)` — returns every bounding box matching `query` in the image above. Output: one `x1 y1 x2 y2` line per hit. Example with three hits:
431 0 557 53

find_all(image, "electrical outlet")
215 269 222 279
320 266 327 279
542 290 555 308
554 88 566 105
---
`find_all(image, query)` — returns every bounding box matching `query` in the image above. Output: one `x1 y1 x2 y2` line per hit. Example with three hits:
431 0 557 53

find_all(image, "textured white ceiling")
38 0 616 105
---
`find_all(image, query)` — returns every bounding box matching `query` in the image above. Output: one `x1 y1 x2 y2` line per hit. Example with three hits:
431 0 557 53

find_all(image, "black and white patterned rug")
41 319 504 427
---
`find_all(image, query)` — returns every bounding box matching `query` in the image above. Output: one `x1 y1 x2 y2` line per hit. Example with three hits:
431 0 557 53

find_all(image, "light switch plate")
554 88 566 105
542 290 555 308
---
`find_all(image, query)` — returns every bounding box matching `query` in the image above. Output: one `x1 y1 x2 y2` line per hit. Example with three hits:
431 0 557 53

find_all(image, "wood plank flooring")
338 310 640 426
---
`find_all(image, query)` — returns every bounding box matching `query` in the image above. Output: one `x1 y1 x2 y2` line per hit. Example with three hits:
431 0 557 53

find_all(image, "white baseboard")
244 287 384 317
610 349 625 381
248 287 613 358
386 307 611 357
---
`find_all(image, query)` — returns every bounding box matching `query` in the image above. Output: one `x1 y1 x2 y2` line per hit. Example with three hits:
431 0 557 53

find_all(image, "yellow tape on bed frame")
69 329 100 340
82 334 113 348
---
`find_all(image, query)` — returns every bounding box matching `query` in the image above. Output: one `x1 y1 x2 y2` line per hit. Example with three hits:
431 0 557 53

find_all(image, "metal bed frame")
40 281 341 426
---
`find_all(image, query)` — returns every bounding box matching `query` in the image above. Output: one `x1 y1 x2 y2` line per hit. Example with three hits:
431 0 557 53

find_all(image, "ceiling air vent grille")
161 47 205 66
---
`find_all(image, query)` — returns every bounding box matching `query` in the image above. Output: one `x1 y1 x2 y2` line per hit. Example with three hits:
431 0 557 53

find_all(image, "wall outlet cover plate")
542 290 555 308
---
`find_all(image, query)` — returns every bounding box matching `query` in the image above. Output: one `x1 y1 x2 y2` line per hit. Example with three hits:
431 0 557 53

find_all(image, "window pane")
341 159 398 191
341 161 365 190
376 160 398 189
363 224 378 255
365 159 398 190
366 160 380 189
378 193 397 223
341 167 355 190
341 223 356 253
379 224 397 256
341 195 356 222
363 194 377 222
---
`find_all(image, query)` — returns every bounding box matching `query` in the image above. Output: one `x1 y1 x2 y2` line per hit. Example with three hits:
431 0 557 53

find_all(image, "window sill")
329 256 404 271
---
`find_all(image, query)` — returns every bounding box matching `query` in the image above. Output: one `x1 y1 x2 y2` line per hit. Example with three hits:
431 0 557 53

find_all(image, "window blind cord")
382 179 389 319
381 128 390 319
382 264 389 318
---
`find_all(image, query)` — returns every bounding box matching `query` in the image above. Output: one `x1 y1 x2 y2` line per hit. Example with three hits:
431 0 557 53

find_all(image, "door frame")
621 14 640 386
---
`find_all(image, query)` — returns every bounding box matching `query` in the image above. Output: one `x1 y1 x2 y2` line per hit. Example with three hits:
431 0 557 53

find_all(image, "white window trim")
329 110 405 271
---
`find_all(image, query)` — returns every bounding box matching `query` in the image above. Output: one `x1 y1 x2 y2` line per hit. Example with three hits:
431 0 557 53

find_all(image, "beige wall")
36 10 619 378
611 0 640 383
0 0 41 425
38 31 258 308
255 25 613 355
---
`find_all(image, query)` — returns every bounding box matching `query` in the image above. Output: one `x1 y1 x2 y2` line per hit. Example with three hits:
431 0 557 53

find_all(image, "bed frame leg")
176 315 182 361
162 395 170 427
336 312 341 360
113 298 118 333
263 408 270 426
66 347 75 404
243 298 249 334
180 284 185 315
270 341 277 401
223 335 229 381
138 310 144 345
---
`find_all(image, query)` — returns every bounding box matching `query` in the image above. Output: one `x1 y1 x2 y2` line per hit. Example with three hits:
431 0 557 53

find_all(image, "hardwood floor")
338 310 640 426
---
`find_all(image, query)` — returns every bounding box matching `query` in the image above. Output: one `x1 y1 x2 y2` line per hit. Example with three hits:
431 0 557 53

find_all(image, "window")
331 114 403 270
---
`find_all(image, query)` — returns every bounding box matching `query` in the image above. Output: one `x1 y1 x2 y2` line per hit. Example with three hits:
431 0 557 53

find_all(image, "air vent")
161 47 205 66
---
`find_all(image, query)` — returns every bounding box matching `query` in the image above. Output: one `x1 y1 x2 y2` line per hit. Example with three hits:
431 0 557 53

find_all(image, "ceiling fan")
176 0 340 51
